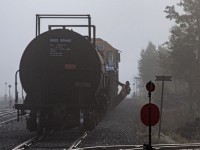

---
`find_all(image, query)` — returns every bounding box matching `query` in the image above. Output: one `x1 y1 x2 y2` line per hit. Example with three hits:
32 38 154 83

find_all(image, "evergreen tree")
138 42 161 84
165 0 200 98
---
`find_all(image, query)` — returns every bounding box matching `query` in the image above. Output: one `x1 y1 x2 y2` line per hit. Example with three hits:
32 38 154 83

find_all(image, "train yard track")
0 108 29 125
12 128 89 150
0 108 18 125
0 108 17 116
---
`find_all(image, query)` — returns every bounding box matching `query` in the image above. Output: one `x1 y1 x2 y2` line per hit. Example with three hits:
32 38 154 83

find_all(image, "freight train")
14 14 126 134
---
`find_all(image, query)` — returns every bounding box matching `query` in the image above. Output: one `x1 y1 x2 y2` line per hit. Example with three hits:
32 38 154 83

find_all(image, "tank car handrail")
36 14 92 42
39 16 90 19
15 70 19 104
37 14 90 17
48 25 94 27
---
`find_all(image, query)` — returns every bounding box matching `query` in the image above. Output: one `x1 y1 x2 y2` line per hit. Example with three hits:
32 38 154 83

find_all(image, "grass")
133 95 191 144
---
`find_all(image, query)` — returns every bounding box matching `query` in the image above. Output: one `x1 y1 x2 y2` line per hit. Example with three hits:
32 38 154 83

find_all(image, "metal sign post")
155 75 172 139
140 81 161 149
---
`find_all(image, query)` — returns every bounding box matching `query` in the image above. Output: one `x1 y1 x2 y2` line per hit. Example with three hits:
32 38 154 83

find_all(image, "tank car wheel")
27 112 37 131
79 109 86 133
99 95 109 118
99 104 107 120
79 110 96 133
36 111 47 135
36 111 42 135
85 111 95 131
88 110 97 131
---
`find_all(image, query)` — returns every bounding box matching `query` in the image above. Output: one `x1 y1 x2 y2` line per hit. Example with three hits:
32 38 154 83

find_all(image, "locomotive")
15 14 123 133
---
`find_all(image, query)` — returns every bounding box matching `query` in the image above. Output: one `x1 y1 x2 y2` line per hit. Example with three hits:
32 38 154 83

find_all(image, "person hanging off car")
111 81 131 109
117 80 131 99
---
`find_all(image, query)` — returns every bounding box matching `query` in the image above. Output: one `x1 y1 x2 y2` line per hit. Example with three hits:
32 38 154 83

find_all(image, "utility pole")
134 77 141 97
133 83 135 98
155 75 172 140
4 82 7 101
8 85 11 98
8 85 12 107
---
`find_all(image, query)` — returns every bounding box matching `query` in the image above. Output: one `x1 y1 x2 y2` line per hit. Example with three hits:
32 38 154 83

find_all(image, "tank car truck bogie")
15 14 121 134
79 109 97 133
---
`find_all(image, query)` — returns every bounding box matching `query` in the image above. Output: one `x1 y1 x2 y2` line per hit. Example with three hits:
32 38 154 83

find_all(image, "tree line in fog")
138 1 200 140
138 0 200 111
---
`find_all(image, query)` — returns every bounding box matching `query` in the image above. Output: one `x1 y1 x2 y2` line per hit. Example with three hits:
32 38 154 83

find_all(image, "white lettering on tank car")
50 39 59 43
60 38 72 43
49 38 72 56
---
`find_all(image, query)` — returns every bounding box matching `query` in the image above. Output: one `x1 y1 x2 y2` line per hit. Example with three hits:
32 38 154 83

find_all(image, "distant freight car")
95 38 121 108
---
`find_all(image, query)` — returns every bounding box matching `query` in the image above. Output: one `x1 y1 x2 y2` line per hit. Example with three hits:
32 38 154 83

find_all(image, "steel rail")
154 143 200 149
0 114 28 126
0 117 18 125
12 131 50 150
12 135 45 150
0 111 17 117
75 143 200 150
68 132 89 150
12 129 86 150
0 108 15 112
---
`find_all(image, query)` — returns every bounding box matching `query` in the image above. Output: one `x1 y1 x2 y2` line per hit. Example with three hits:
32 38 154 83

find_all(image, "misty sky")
0 0 179 97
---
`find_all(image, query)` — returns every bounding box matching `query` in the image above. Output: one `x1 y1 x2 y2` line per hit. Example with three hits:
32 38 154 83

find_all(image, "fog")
0 0 178 97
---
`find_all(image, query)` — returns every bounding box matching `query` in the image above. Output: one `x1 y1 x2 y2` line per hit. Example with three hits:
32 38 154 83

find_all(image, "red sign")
140 103 160 126
65 64 77 70
146 81 155 92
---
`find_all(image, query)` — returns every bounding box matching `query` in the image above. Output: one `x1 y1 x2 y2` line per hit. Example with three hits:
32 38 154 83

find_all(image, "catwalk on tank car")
14 14 125 134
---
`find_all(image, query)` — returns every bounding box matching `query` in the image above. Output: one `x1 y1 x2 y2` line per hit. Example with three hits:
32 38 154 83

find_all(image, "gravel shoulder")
81 98 144 147
0 118 35 150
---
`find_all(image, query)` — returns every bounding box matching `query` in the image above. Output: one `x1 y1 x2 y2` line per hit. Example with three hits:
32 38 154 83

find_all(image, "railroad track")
12 127 89 150
0 109 17 125
0 109 28 126
0 109 17 116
